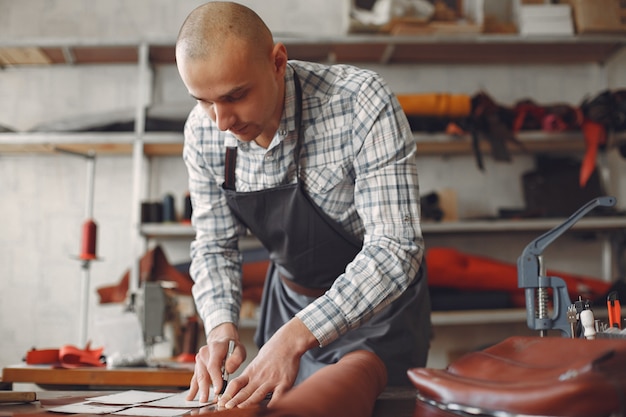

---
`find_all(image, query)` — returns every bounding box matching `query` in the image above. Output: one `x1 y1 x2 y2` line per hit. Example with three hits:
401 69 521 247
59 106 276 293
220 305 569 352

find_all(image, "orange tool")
607 291 622 329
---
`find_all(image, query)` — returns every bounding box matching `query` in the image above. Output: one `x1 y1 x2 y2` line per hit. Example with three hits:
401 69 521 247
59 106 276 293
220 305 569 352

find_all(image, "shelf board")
416 131 591 155
422 216 626 234
234 309 533 328
2 130 615 156
238 308 602 327
431 308 527 326
141 216 626 239
236 309 531 328
1 34 625 66
0 132 182 155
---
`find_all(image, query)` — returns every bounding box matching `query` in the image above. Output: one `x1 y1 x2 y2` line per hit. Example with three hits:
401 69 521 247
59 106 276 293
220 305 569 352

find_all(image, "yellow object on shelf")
396 93 472 118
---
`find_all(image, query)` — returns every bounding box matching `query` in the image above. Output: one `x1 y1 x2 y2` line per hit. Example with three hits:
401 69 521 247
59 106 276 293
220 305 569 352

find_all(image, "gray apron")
222 70 430 386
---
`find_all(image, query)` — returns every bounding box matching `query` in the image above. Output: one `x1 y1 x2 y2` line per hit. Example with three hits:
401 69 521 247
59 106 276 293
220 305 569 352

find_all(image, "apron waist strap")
279 272 328 298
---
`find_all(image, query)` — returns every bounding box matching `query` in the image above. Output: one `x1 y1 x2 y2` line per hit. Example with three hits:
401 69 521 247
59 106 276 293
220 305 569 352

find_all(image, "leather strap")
224 146 237 190
25 343 105 368
580 119 606 187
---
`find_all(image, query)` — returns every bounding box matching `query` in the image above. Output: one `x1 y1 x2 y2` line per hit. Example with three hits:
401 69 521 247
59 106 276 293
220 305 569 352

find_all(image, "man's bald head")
176 1 274 62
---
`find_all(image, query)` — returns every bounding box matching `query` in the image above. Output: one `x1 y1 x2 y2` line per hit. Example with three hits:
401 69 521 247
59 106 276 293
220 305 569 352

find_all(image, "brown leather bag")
408 336 626 417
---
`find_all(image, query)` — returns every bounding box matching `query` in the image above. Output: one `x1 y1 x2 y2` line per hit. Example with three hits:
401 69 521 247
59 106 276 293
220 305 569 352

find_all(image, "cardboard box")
564 0 626 33
518 4 575 35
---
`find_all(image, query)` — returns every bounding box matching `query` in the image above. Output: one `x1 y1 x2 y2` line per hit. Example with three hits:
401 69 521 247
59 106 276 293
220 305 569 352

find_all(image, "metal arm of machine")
517 196 617 337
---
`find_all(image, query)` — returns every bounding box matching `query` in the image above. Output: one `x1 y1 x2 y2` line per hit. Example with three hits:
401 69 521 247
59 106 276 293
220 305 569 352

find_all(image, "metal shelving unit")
2 34 625 326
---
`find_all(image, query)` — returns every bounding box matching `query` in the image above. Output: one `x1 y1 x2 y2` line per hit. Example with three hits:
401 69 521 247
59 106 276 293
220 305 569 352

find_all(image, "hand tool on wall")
517 195 616 337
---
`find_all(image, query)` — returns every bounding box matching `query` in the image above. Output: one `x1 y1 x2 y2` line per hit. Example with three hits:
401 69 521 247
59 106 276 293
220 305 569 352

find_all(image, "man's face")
177 38 283 147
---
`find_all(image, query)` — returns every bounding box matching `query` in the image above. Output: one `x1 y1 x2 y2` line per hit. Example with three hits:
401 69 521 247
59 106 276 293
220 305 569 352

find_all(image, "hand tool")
567 304 577 338
517 196 616 337
580 309 596 340
607 290 622 329
220 340 235 395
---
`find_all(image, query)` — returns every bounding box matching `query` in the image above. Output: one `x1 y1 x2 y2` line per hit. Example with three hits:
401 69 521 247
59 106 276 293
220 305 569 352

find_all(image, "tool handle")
581 310 596 340
608 299 622 329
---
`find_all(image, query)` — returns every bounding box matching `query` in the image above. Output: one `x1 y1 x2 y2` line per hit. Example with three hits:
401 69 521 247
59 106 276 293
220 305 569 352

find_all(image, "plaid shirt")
183 60 424 346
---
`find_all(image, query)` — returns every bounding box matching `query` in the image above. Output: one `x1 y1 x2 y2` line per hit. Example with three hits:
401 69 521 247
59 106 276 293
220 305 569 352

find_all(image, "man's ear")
272 42 288 77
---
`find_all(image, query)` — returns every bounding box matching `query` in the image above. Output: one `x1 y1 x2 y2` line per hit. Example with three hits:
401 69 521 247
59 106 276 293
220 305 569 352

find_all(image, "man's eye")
227 93 246 102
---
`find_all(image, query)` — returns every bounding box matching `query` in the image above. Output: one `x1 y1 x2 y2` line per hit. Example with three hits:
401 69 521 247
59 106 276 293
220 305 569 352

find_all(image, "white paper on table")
86 390 175 405
113 406 192 417
48 402 129 414
148 390 215 408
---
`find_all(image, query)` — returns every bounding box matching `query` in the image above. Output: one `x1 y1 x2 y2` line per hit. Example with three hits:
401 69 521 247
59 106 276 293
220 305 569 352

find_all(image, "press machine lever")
517 196 616 337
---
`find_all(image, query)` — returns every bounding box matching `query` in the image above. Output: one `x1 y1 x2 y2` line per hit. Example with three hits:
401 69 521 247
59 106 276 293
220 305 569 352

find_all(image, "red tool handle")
608 299 622 329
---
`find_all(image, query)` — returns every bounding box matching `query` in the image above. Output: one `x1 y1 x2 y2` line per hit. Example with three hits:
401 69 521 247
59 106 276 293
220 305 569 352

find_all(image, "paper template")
113 406 192 417
48 390 215 415
49 402 128 415
86 391 174 405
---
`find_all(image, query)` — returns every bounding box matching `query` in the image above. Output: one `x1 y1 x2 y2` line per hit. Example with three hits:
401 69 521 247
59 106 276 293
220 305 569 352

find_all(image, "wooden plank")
0 47 51 65
0 392 37 403
144 142 183 156
1 366 192 388
72 46 137 64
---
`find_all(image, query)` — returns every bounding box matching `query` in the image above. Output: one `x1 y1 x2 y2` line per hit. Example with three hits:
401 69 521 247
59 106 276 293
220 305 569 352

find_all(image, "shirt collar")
280 63 299 137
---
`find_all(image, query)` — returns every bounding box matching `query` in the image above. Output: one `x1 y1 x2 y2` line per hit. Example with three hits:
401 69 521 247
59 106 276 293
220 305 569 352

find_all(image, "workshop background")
2 0 626 372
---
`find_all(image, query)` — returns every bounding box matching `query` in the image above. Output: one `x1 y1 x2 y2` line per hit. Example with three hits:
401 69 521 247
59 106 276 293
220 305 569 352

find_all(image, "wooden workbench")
0 388 441 416
1 364 193 390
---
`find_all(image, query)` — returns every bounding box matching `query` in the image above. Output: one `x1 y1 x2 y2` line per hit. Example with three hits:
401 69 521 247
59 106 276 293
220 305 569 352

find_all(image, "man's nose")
214 104 235 132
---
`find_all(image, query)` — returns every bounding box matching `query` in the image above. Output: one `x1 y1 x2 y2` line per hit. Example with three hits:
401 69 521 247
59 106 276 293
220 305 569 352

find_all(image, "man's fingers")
209 364 227 398
186 374 199 401
225 345 245 374
218 375 247 408
194 360 214 403
225 383 274 409
265 386 285 407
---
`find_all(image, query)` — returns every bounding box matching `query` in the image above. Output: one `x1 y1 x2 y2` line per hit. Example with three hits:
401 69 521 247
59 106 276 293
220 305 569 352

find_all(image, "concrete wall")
1 0 625 373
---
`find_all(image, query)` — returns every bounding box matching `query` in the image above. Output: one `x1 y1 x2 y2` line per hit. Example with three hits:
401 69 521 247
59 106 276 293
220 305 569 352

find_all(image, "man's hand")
186 323 244 403
218 317 318 409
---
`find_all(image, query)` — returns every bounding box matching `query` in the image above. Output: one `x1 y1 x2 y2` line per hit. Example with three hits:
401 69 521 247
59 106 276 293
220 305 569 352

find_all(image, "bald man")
176 1 431 409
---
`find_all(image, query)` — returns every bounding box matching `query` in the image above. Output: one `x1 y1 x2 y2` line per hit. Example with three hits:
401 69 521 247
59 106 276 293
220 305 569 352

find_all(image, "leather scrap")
426 247 611 308
97 245 193 304
580 119 606 187
25 342 105 368
469 92 523 170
